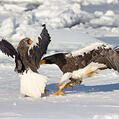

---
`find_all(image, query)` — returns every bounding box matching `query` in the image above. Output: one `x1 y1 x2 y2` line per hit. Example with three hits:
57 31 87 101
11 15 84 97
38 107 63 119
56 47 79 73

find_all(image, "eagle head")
39 53 66 65
17 38 33 57
18 38 33 48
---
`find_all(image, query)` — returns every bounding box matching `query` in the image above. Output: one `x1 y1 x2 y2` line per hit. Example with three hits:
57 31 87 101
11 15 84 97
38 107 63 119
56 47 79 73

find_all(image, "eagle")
40 42 119 95
0 25 51 98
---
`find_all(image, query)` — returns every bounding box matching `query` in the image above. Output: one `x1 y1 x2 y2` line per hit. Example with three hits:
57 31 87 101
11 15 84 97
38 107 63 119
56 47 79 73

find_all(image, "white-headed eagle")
0 25 51 98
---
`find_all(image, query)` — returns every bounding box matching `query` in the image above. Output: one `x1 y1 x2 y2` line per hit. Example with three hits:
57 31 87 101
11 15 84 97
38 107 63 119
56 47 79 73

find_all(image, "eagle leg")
63 82 72 89
52 88 64 95
44 89 49 94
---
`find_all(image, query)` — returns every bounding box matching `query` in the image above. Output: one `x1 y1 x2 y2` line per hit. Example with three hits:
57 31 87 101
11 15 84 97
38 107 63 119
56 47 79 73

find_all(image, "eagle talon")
64 82 72 89
52 89 64 95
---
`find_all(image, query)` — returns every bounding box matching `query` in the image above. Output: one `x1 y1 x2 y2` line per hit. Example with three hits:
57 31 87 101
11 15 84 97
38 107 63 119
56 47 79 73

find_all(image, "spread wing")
0 39 25 73
0 39 18 58
28 25 51 69
102 48 119 72
91 48 119 72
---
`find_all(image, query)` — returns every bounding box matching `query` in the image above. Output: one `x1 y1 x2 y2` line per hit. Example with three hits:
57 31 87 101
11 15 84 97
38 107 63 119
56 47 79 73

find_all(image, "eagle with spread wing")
0 25 51 98
40 43 119 95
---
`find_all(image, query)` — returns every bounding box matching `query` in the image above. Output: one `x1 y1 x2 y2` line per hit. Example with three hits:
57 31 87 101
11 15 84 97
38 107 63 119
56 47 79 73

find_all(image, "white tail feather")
19 69 48 98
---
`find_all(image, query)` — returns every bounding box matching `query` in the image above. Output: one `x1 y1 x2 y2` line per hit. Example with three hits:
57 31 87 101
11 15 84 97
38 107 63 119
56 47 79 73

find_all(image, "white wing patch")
58 62 107 89
72 62 107 79
66 42 112 57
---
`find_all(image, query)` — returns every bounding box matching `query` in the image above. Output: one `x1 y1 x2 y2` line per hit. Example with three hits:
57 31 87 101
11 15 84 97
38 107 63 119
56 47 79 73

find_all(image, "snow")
0 0 119 119
0 0 119 39
0 18 16 37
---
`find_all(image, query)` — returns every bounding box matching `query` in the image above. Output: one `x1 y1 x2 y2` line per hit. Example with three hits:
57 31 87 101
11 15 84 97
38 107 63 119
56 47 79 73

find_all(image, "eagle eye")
27 39 33 45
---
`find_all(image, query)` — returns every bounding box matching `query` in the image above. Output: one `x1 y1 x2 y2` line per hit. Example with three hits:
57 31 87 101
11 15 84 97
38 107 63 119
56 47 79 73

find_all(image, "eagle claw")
52 89 64 95
64 82 72 89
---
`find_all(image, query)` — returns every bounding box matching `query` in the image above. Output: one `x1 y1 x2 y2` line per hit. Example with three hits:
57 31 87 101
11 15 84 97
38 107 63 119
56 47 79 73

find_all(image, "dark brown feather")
28 25 51 69
0 39 24 73
0 39 18 58
42 45 119 86
99 48 119 72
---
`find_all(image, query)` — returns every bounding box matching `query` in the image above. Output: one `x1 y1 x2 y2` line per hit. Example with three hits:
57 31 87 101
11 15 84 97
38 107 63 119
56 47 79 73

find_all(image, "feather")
99 48 119 72
19 69 48 98
0 39 18 58
28 25 51 69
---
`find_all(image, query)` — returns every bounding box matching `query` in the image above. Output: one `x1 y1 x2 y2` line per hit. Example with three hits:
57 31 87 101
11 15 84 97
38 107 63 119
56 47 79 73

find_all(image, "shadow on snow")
46 83 119 95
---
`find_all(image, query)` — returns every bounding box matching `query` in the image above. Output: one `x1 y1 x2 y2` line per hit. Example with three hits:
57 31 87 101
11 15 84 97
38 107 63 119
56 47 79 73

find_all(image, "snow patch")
0 18 16 37
93 115 119 119
3 4 26 12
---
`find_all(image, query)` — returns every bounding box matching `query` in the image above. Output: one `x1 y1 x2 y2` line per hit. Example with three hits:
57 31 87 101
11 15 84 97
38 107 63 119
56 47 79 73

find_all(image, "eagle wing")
105 48 119 72
0 39 26 73
0 39 18 58
92 48 119 72
28 25 51 69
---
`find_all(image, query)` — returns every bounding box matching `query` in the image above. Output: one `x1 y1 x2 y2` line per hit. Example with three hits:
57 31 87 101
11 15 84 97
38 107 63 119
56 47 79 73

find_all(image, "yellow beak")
39 60 46 65
29 40 33 45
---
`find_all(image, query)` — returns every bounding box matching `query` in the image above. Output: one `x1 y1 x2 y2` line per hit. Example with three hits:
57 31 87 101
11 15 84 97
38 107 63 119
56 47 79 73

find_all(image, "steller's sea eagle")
0 25 51 98
40 42 119 95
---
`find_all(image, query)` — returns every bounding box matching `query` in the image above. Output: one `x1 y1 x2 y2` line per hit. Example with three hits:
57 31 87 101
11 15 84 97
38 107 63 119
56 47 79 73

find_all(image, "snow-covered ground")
0 0 119 119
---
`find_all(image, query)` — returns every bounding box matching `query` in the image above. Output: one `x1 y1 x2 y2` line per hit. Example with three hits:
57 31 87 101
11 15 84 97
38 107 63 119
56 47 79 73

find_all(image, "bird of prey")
0 25 51 98
40 42 119 95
